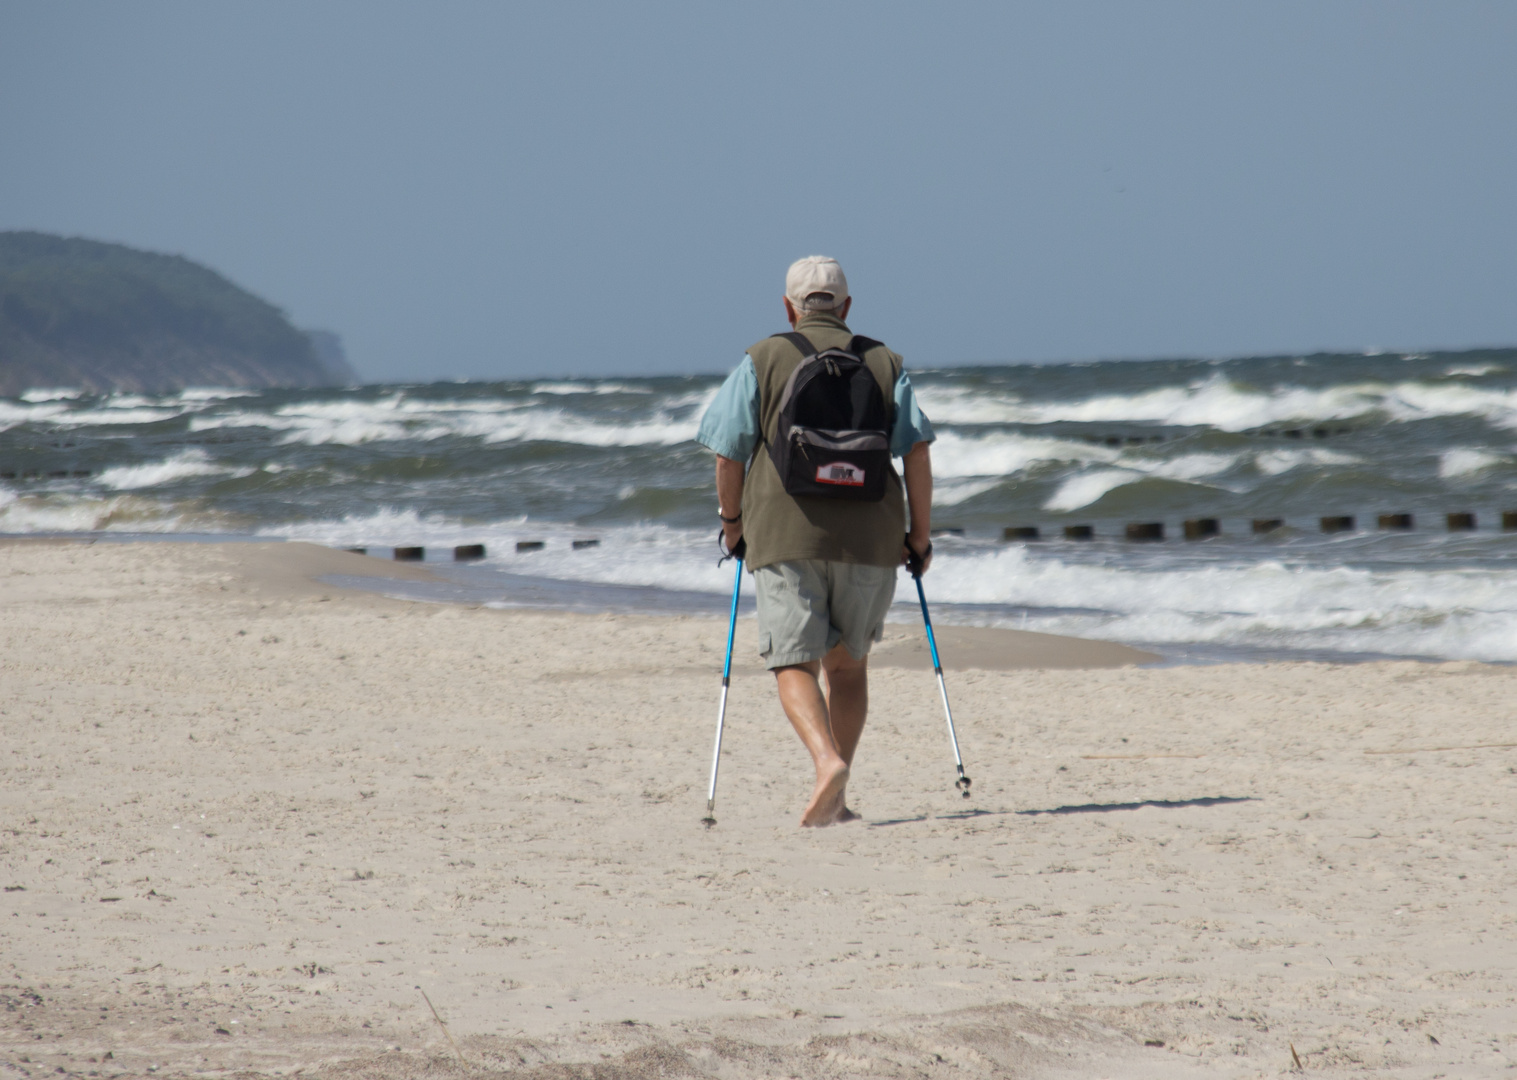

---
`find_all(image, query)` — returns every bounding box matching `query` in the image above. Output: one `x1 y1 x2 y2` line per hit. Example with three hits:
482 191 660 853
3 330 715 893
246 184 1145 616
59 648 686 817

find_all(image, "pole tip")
700 816 717 828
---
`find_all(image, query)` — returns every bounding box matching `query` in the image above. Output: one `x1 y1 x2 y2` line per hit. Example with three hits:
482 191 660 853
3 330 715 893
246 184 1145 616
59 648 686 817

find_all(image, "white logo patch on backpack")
817 462 865 486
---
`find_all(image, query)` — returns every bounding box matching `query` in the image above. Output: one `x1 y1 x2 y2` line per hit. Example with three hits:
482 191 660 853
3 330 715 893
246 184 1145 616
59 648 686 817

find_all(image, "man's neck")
794 311 849 333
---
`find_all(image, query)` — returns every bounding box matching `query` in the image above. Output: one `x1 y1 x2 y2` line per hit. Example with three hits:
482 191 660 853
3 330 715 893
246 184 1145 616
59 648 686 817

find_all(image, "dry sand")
1 540 1514 1078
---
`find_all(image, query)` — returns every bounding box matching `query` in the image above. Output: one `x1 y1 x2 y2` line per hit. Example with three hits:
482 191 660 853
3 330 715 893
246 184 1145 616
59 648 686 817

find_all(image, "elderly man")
696 256 936 827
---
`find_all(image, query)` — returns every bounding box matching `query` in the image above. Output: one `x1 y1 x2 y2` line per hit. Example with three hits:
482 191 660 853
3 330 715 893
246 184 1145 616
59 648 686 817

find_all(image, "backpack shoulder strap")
849 335 898 377
770 331 817 358
848 336 899 424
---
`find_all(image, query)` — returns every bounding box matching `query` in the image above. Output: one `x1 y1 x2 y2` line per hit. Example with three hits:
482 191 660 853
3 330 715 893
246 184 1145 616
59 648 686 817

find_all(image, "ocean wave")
1438 447 1508 479
264 505 521 545
175 387 262 402
933 478 1004 507
928 431 1113 478
95 450 248 490
186 390 715 447
19 388 85 402
1039 454 1239 511
918 373 1517 431
1149 452 1240 481
46 407 186 428
918 546 1517 661
479 409 702 448
531 381 653 395
0 491 203 533
1252 447 1362 476
1043 469 1146 512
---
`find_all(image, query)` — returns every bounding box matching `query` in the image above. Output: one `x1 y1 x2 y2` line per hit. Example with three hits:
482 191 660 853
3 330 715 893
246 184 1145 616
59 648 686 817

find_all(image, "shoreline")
4 532 1491 667
5 535 1163 671
2 541 1514 1077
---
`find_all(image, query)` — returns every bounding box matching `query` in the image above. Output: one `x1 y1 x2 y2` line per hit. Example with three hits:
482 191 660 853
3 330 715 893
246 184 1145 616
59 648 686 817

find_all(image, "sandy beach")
2 540 1515 1078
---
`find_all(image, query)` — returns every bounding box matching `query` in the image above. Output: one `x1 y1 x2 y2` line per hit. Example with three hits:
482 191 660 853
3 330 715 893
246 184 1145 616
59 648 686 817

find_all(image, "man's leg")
821 642 869 765
773 660 850 827
815 561 893 821
817 643 868 822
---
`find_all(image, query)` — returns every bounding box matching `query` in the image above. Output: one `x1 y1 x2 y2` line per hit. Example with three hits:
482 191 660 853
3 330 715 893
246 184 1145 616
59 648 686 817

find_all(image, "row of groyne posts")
989 510 1517 542
348 539 600 561
355 507 1511 562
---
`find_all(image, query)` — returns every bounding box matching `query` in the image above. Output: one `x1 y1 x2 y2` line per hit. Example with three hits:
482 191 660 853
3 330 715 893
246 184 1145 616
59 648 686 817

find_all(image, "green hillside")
0 231 355 396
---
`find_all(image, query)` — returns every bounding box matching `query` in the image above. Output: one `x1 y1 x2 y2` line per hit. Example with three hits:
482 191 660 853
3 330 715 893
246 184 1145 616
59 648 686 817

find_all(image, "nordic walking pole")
702 534 744 826
908 542 971 799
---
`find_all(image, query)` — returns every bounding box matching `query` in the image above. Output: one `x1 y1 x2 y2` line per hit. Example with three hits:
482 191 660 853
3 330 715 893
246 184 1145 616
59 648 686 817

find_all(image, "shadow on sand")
869 795 1255 827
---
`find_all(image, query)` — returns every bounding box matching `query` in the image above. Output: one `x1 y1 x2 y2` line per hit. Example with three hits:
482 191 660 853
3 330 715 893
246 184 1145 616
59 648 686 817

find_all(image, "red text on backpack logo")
817 462 865 486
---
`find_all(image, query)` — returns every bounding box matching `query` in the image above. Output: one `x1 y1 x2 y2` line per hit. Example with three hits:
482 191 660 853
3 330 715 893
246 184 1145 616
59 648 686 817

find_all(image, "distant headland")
0 231 357 396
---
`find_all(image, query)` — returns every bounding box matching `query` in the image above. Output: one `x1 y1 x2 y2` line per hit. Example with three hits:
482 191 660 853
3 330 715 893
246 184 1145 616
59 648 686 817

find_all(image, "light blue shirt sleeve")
890 370 936 456
695 355 761 461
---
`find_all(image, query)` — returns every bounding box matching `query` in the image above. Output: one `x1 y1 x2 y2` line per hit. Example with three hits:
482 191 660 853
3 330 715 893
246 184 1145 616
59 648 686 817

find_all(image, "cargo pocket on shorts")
758 629 772 660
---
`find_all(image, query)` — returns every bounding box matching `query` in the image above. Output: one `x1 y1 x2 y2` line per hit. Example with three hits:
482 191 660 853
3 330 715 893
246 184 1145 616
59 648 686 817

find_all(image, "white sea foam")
479 409 702 448
928 431 1113 478
175 387 261 402
264 505 516 547
46 407 184 428
1252 447 1362 476
0 492 196 533
19 388 84 402
531 381 652 395
1438 447 1507 479
1043 469 1145 512
933 478 1003 507
912 545 1517 662
1148 452 1239 481
188 390 714 448
918 374 1517 431
0 400 71 430
96 450 245 490
1039 453 1238 512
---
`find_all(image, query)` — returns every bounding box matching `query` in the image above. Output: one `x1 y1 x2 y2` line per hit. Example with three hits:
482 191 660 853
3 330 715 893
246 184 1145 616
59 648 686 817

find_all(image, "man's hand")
903 533 933 576
723 518 744 554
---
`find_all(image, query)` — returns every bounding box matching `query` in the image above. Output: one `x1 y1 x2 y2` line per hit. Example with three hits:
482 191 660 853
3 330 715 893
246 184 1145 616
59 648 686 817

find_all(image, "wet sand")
1 541 1514 1078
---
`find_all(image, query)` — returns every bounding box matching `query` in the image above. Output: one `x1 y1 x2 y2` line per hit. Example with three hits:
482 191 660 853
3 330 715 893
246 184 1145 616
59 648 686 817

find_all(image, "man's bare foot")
800 761 850 827
826 782 861 824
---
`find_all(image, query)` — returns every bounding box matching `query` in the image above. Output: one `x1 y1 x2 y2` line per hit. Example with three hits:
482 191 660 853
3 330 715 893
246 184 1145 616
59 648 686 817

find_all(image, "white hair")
795 292 842 314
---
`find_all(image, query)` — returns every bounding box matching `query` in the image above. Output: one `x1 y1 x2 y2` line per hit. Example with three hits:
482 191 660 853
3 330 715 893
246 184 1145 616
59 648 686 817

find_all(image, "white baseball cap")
785 255 849 309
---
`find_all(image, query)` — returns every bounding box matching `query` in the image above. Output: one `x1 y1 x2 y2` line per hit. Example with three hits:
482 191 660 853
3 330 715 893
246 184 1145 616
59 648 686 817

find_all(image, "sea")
6 347 1517 664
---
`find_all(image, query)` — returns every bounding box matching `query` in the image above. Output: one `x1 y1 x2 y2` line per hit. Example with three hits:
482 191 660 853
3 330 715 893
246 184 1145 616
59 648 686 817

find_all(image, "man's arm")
902 441 933 574
696 357 760 555
717 455 745 552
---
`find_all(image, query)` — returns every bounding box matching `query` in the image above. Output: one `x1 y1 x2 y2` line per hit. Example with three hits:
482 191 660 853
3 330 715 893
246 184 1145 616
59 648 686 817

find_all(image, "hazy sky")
3 2 1514 381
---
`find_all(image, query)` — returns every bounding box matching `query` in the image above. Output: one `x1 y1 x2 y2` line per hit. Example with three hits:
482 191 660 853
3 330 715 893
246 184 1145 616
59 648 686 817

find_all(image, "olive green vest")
740 312 906 570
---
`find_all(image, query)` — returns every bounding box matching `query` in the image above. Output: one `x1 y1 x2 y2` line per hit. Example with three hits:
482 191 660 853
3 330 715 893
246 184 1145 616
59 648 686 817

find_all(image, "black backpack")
766 331 894 502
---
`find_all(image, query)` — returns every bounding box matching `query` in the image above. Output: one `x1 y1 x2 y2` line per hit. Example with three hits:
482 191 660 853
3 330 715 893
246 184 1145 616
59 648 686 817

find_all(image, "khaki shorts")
753 560 899 669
